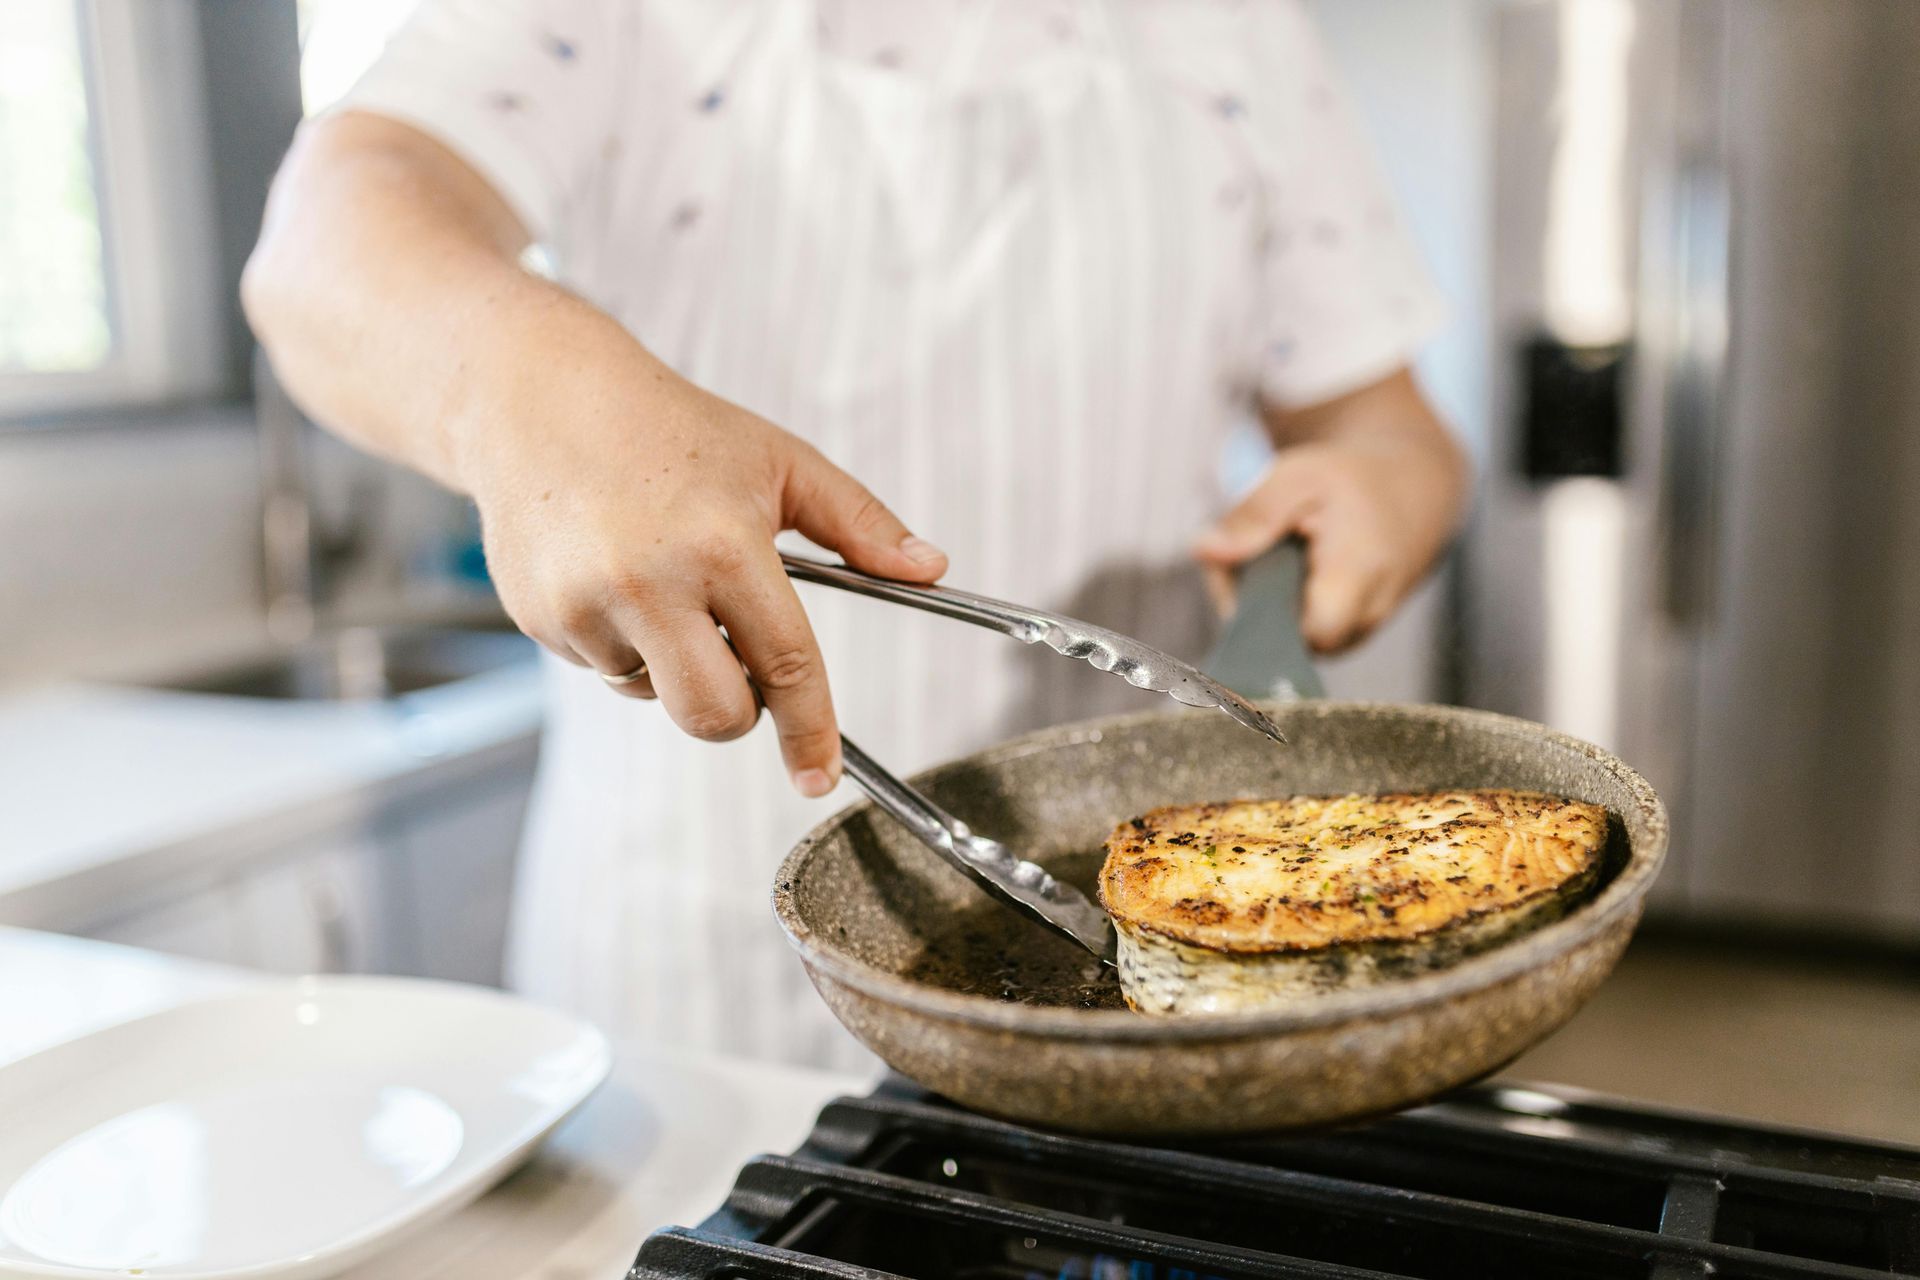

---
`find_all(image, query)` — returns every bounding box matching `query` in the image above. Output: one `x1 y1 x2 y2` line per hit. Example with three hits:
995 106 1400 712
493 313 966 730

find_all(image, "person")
244 0 1469 1069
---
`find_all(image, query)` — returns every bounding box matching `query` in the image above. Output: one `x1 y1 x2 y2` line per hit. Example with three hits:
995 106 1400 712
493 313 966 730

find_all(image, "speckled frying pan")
772 548 1668 1135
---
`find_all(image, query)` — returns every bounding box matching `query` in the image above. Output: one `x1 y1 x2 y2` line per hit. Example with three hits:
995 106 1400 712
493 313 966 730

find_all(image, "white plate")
0 976 611 1280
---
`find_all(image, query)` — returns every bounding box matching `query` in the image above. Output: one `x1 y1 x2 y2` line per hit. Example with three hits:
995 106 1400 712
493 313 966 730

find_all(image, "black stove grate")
630 1078 1920 1280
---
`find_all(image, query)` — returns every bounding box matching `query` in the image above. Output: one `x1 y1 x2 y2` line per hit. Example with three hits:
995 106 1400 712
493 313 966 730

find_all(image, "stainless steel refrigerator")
1467 0 1920 933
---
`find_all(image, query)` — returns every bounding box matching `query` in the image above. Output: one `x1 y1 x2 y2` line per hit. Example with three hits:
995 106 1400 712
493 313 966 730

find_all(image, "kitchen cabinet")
81 750 533 983
375 769 529 986
90 840 386 974
235 839 389 974
83 880 250 968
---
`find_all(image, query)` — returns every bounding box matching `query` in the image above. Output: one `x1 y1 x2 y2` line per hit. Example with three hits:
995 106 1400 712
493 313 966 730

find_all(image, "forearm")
241 112 640 493
242 111 946 794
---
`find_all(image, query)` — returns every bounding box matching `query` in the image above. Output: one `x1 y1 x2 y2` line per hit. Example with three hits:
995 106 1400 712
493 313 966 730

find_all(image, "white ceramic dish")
0 976 611 1280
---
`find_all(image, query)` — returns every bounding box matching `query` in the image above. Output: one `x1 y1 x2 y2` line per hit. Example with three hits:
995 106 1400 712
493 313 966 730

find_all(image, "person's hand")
241 114 942 797
1191 369 1467 655
461 321 945 797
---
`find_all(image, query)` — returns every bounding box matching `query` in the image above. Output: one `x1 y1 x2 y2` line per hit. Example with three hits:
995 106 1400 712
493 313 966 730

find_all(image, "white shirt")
345 0 1442 1070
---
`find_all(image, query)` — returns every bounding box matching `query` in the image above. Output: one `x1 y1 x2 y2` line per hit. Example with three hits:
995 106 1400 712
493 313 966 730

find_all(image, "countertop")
0 663 544 931
0 927 873 1277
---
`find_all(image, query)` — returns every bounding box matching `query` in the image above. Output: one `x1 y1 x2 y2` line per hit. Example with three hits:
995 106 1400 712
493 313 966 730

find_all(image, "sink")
158 625 538 702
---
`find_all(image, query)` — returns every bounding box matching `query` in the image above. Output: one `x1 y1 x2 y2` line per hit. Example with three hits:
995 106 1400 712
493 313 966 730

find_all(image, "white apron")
344 0 1442 1069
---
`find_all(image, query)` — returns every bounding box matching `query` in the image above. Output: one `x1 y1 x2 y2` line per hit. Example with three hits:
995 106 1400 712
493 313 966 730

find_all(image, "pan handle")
1203 536 1325 701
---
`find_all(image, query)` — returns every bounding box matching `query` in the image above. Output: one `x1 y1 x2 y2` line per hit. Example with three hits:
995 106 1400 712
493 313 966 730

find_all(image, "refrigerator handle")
1658 160 1731 626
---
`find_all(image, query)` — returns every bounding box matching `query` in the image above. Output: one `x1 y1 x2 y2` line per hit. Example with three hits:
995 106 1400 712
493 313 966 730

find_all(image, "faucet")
255 347 368 644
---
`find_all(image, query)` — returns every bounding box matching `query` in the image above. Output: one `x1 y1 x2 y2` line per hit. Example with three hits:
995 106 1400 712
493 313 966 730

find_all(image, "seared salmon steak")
1098 790 1606 1015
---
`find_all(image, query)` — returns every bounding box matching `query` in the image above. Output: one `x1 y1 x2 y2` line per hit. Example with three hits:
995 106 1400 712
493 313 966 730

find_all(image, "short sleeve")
334 0 632 251
1242 2 1447 409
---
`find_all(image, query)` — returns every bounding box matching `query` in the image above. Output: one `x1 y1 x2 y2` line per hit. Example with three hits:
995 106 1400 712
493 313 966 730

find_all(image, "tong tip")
1219 694 1288 746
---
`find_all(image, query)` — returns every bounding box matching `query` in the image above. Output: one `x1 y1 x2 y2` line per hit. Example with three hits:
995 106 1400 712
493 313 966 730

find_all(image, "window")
0 1 111 378
0 0 224 420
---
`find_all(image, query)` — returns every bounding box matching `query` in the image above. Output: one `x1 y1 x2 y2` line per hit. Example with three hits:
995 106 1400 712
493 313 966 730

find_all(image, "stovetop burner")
631 1077 1920 1279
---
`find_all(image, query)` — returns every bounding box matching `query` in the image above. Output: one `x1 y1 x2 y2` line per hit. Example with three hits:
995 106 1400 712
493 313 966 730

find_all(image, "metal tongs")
784 544 1315 965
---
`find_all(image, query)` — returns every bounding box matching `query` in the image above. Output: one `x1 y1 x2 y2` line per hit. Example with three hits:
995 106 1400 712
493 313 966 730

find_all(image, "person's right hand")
459 320 946 798
241 113 942 797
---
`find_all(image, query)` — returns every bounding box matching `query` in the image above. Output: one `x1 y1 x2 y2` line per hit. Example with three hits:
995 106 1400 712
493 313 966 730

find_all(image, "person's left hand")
1191 369 1469 656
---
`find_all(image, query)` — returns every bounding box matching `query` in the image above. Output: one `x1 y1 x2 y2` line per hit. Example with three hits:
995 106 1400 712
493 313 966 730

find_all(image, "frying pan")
772 548 1667 1135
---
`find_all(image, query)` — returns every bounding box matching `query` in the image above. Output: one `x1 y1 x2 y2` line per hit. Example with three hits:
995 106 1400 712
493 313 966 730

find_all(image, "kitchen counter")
0 663 543 933
0 927 874 1276
345 1049 870 1279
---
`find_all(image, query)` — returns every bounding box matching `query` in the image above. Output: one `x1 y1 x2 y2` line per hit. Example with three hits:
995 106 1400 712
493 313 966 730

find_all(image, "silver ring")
599 661 649 686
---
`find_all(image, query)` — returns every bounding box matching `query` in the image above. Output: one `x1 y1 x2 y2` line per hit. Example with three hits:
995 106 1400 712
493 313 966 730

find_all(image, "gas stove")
631 1077 1920 1279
